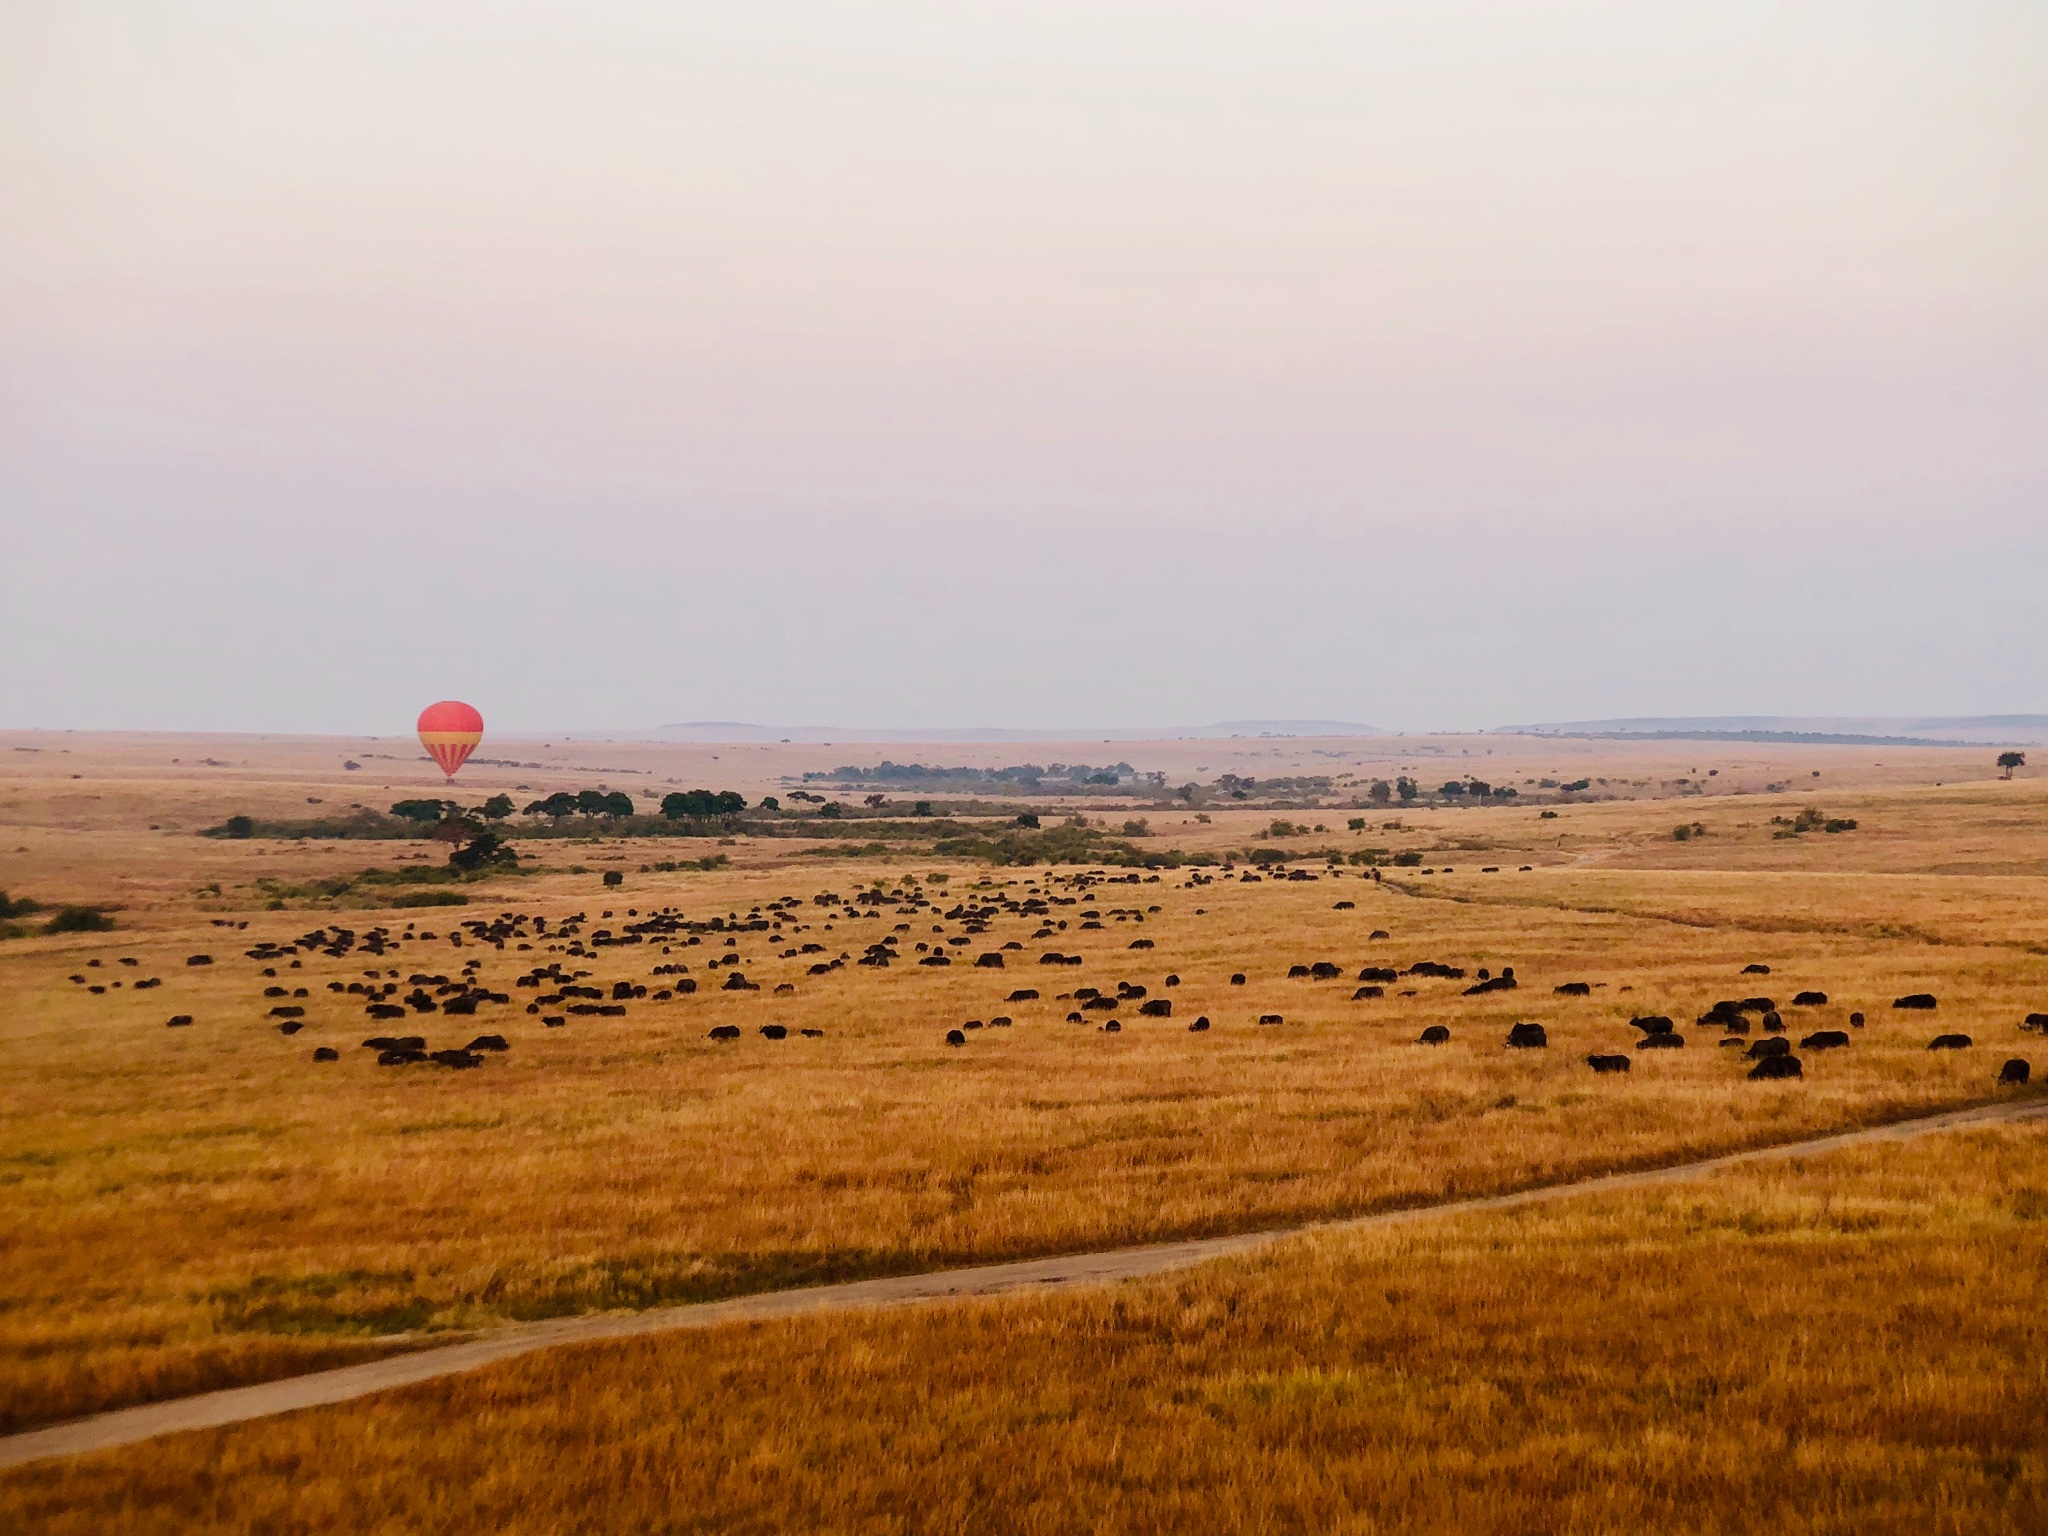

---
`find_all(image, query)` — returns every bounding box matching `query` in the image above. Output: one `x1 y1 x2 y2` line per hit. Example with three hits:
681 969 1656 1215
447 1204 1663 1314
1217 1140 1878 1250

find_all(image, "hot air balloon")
417 700 484 781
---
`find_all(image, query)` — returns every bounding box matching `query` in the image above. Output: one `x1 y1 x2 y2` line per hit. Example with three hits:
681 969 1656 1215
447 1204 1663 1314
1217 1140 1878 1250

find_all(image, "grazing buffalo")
2023 1013 2048 1032
1800 1031 1849 1051
1463 976 1517 996
1369 930 1391 940
1231 973 1247 986
1188 1016 1211 1032
1587 1054 1630 1074
975 953 1005 968
1334 900 1355 910
1629 1016 1675 1035
1636 1032 1683 1050
1792 991 1828 1007
990 1016 1011 1027
1894 994 1938 1010
1761 1012 1785 1034
774 983 795 996
377 1049 427 1066
186 955 213 966
1354 986 1384 1000
1258 1014 1284 1026
1746 1037 1790 1059
1418 1025 1450 1045
1743 964 1771 975
1358 968 1398 984
276 1021 304 1036
1287 964 1311 978
945 1028 967 1046
1749 1054 1803 1080
1129 939 1155 950
1927 1034 1973 1050
543 1016 565 1027
801 1028 825 1038
1103 1020 1122 1033
707 1024 741 1041
1849 1011 1865 1027
1554 982 1591 996
2000 1059 2031 1085
1505 1022 1547 1049
1008 989 1040 1002
1164 974 1180 986
1138 999 1172 1017
166 1015 193 1028
429 1049 482 1070
312 1046 339 1062
760 1025 788 1039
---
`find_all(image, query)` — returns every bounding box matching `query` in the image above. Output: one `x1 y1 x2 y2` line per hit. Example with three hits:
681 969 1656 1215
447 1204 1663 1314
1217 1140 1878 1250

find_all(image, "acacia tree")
1998 751 2026 779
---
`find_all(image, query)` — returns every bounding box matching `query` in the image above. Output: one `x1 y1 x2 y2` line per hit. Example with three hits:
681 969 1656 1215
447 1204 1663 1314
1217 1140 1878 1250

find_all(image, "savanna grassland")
1 731 2045 1518
6 1120 2046 1534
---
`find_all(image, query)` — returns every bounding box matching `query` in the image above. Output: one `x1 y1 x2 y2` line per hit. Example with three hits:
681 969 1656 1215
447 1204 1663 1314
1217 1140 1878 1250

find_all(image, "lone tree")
1998 751 2026 779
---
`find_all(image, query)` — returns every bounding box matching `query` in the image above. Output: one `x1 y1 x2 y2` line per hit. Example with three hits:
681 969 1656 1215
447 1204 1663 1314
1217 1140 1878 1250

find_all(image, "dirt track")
5 1097 2042 1472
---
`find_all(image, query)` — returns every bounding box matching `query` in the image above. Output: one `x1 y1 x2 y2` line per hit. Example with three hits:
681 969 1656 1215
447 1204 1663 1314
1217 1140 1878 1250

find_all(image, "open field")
3 734 2045 1444
6 1115 2045 1533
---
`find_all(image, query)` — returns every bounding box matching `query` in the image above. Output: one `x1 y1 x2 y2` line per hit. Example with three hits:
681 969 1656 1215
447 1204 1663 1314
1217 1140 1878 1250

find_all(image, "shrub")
390 890 468 908
43 906 114 934
1825 818 1858 834
389 799 453 823
1396 777 1418 802
0 890 42 919
448 831 517 873
602 870 624 887
1391 851 1424 867
1016 813 1041 829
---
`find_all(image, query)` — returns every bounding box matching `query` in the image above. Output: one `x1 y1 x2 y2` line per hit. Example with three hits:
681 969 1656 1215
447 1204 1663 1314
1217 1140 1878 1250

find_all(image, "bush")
602 870 624 887
1015 813 1041 829
389 799 453 823
390 890 468 908
44 906 114 934
448 831 517 872
221 815 255 839
1825 818 1858 834
1391 851 1424 867
0 890 41 919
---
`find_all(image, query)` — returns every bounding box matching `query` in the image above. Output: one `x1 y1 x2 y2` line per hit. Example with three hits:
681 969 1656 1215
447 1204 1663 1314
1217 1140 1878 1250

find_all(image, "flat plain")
2 731 2044 1530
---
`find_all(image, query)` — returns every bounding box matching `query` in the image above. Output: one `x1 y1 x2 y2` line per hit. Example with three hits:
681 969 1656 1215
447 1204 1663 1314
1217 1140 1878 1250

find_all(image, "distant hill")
1494 716 2048 747
565 720 1388 744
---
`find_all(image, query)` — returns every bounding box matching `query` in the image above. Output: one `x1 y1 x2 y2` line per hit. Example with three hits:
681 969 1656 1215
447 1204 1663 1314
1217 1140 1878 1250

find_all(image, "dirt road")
5 1097 2041 1471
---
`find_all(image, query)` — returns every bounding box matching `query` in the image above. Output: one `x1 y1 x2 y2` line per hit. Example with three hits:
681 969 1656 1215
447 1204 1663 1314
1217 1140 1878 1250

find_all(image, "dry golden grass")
2 736 2044 1442
7 1121 2045 1534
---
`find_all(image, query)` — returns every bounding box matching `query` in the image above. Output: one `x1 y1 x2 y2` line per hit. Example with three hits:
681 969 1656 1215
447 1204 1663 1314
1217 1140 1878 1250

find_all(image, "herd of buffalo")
58 869 2046 1089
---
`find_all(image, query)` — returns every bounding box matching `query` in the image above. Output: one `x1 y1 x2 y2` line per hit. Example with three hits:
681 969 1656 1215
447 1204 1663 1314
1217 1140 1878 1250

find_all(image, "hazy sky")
4 1 2044 734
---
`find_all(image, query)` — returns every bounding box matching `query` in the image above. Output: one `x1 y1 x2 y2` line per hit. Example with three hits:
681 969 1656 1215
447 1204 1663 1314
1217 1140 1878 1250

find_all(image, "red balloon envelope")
417 700 484 780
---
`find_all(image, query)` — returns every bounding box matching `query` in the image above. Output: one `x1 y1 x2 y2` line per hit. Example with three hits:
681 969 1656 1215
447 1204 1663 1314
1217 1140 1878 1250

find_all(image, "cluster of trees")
522 790 635 819
660 790 747 820
392 795 515 822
